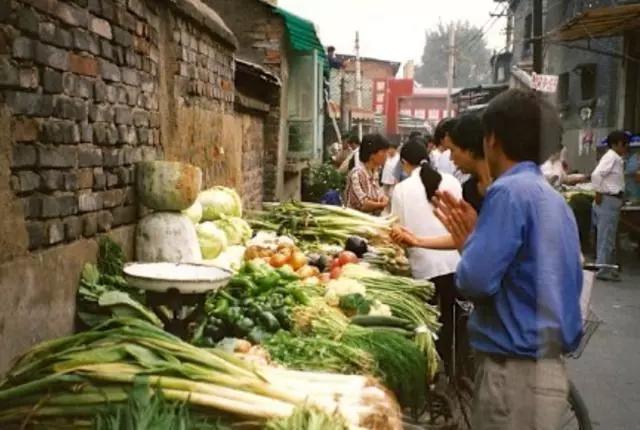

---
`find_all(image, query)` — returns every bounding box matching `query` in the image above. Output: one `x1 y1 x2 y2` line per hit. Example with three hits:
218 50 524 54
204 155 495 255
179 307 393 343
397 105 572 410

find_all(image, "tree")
415 21 492 88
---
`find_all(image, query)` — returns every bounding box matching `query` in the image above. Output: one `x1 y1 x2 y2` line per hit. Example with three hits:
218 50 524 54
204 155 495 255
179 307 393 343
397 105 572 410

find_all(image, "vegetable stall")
0 161 442 430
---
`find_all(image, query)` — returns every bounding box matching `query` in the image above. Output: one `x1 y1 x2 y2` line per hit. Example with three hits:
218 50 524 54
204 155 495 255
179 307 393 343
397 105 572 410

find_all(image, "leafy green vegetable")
338 293 371 315
265 405 348 430
199 187 242 221
196 222 228 259
183 201 204 225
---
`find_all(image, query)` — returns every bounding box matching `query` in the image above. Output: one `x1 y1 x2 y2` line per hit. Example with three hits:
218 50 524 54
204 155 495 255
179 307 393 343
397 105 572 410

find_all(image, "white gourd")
136 212 202 263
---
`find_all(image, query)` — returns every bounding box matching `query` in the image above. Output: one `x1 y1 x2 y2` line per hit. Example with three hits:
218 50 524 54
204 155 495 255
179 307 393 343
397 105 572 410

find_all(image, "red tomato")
330 257 341 269
338 251 358 266
330 266 342 279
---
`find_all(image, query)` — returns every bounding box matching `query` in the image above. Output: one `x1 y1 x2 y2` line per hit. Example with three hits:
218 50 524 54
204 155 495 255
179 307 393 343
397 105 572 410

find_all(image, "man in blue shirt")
435 89 583 430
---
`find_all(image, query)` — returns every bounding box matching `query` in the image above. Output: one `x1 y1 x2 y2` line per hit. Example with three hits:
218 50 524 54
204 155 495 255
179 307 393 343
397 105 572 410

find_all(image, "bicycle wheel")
560 380 592 430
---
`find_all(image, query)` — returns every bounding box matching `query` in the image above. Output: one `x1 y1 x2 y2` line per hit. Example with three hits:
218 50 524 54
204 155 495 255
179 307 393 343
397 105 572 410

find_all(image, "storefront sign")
532 73 559 93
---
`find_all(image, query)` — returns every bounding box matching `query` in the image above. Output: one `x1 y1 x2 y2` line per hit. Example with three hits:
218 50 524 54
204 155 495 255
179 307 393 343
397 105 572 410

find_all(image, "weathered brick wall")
1 0 160 251
238 112 264 209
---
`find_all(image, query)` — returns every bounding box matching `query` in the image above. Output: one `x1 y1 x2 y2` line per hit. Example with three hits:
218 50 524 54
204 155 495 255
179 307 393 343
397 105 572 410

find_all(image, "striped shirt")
344 165 385 212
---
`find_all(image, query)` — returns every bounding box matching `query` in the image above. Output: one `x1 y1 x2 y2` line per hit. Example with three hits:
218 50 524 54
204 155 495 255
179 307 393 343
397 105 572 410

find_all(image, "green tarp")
275 7 327 68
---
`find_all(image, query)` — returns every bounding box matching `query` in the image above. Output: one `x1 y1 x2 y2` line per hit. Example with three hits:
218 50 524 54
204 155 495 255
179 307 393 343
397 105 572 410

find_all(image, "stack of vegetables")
0 317 402 429
249 202 410 275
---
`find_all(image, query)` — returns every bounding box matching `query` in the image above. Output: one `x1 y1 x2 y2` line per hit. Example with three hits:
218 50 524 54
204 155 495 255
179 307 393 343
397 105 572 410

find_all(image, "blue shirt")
456 162 583 358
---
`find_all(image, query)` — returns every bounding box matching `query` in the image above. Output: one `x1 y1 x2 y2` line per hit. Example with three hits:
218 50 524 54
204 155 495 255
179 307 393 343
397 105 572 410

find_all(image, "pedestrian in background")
591 130 630 281
381 140 400 199
344 134 389 214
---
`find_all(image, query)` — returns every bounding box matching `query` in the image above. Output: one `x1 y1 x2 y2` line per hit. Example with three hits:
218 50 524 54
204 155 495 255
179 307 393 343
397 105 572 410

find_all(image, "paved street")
569 250 640 430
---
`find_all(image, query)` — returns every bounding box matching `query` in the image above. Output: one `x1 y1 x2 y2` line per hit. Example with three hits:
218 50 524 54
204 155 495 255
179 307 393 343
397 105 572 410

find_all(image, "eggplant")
307 253 328 272
345 236 368 257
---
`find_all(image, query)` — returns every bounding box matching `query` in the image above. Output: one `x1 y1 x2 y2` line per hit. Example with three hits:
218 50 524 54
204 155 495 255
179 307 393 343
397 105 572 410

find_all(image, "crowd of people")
329 88 626 429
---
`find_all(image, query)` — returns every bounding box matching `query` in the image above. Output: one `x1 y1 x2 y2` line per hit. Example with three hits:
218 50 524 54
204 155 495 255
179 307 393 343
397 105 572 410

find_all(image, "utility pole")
355 31 363 140
533 0 543 73
445 23 455 118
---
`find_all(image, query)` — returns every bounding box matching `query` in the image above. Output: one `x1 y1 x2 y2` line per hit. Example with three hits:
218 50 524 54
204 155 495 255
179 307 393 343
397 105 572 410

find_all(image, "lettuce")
214 217 252 245
183 201 203 224
198 187 242 220
195 222 228 259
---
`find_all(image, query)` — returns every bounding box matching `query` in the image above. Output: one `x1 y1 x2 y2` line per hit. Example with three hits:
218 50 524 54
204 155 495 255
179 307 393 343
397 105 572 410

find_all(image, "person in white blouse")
390 138 461 377
591 131 630 281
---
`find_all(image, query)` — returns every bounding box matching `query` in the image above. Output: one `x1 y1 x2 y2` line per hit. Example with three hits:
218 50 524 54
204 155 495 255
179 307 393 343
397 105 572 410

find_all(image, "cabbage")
199 187 242 220
195 222 228 259
214 217 252 245
183 201 203 224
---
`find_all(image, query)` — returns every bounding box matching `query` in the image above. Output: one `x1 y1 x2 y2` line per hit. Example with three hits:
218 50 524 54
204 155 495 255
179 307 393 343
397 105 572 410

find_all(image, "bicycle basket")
568 308 602 359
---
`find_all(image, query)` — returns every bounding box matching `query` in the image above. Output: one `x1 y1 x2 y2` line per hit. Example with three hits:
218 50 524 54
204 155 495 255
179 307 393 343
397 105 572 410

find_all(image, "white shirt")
381 153 400 186
541 158 566 187
429 148 442 168
591 149 625 194
391 168 462 280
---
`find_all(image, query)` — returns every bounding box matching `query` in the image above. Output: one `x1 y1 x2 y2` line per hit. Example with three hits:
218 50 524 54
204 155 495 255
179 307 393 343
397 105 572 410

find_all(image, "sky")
278 0 507 68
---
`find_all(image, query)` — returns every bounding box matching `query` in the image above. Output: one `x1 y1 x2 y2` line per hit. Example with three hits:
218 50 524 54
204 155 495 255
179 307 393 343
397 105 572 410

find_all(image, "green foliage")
303 163 346 203
415 21 492 88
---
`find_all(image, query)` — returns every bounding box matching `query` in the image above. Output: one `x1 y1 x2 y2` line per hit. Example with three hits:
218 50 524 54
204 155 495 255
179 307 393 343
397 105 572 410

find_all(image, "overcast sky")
278 0 507 68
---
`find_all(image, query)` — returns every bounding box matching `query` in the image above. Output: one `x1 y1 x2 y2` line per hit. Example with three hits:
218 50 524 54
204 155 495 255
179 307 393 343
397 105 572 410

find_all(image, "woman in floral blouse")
344 134 390 214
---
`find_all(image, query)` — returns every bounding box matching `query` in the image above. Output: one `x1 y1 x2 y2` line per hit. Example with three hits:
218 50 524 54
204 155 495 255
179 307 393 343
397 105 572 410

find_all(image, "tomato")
269 253 288 268
290 251 308 270
330 257 341 269
330 266 342 279
338 251 358 266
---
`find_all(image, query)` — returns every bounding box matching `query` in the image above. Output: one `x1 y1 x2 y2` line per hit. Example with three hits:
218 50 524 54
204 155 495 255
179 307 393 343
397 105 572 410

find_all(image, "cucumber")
350 315 414 329
364 326 414 338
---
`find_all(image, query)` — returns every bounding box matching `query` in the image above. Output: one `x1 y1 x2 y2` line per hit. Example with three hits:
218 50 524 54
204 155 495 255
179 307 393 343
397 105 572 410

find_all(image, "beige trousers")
472 354 570 430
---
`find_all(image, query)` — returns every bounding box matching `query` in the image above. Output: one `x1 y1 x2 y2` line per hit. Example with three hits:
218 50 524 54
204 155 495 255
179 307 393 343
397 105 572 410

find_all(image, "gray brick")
39 22 56 42
74 76 93 99
93 122 118 145
59 194 78 216
38 145 77 168
46 219 64 244
53 2 88 28
112 205 136 226
116 85 127 104
122 146 141 164
124 49 136 67
117 125 136 144
101 0 115 20
12 37 34 60
63 172 78 191
149 112 160 128
42 120 80 144
12 144 37 167
93 167 106 190
100 39 114 61
41 195 61 218
72 28 92 52
89 103 114 122
125 85 138 106
0 0 12 22
6 91 54 117
123 186 136 204
137 127 150 144
43 69 63 93
89 16 112 39
99 59 120 82
35 43 69 71
22 195 42 218
0 57 18 87
106 84 118 103
53 96 87 121
102 188 123 208
17 8 38 36
97 210 113 232
88 0 101 14
18 67 38 89
77 167 93 188
53 28 73 49
26 221 45 249
81 122 93 143
141 146 157 161
121 68 138 86
112 26 132 47
62 73 76 95
114 105 132 125
40 170 64 191
113 45 124 66
83 212 98 237
14 171 40 193
103 147 123 166
64 216 83 241
78 145 103 167
127 0 145 17
115 165 132 184
88 33 100 55
94 80 107 102
78 191 103 212
132 109 149 127
106 172 118 188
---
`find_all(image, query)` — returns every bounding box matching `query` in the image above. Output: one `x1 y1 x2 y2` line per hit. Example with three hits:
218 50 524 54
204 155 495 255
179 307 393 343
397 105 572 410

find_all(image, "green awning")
274 8 327 68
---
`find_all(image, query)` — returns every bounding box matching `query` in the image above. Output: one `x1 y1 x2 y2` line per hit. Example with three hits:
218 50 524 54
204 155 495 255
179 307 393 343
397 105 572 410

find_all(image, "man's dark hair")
482 89 561 164
345 132 360 146
607 130 630 148
433 118 458 147
359 134 390 163
327 46 336 53
450 114 485 159
408 131 423 140
401 137 441 200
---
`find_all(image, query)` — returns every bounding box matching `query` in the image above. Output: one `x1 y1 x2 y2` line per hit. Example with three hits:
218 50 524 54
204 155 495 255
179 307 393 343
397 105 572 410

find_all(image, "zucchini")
350 315 414 329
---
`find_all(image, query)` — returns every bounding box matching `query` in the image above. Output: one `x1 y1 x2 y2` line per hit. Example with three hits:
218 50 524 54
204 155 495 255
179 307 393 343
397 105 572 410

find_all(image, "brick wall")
0 0 243 374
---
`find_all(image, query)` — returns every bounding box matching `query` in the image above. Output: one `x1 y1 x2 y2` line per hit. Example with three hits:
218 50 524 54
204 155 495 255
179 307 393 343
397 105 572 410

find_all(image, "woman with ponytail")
390 137 462 375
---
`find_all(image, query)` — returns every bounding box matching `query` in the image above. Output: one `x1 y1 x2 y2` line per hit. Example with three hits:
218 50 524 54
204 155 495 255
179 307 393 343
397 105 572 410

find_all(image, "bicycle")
407 263 608 430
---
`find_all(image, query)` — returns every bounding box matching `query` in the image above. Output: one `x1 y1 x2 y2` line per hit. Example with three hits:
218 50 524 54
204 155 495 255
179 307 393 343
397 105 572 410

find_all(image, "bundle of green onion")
0 318 401 430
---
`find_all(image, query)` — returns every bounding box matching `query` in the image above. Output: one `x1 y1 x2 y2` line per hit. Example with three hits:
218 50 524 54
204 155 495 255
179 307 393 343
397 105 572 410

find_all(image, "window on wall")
523 14 533 58
577 63 597 101
428 109 440 120
415 109 426 119
557 72 570 104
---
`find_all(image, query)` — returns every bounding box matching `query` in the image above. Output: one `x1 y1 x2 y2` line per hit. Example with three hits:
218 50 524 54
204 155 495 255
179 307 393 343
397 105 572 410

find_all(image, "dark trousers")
430 273 456 378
